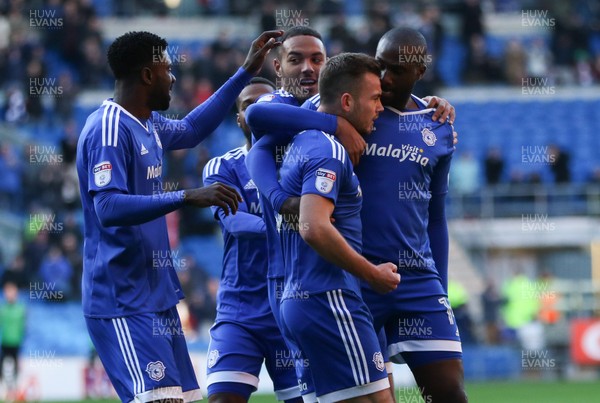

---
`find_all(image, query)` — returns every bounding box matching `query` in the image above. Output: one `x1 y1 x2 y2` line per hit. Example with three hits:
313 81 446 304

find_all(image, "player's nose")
301 60 314 74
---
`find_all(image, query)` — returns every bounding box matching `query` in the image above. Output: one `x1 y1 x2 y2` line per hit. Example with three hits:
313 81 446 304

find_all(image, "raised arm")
157 30 283 150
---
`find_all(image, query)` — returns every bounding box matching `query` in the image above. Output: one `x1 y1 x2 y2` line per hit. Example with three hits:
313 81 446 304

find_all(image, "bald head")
377 27 428 60
376 27 429 109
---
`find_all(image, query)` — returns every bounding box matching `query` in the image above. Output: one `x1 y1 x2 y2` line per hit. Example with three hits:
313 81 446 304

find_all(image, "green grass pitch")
46 381 600 403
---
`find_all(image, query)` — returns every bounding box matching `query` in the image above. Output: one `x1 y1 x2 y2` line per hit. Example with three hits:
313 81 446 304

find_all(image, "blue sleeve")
245 135 290 214
428 192 448 293
216 209 266 238
86 124 131 195
93 190 184 227
245 102 338 139
300 137 345 204
428 154 452 293
203 158 266 238
156 67 253 150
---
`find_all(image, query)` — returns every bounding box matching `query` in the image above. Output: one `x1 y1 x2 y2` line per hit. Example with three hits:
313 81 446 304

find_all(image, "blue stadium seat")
453 99 598 184
22 300 90 356
437 37 466 86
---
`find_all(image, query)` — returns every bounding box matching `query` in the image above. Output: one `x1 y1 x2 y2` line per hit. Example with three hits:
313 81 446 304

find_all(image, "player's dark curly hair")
247 76 276 88
281 25 322 43
319 53 381 106
278 26 322 56
235 77 276 110
107 31 168 80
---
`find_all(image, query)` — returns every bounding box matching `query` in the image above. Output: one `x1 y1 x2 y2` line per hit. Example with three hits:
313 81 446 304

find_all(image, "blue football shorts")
269 276 316 402
86 306 201 403
280 289 390 403
206 319 300 401
362 276 463 369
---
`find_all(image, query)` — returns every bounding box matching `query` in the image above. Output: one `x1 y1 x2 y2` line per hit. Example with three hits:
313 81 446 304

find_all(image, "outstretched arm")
246 102 366 165
158 30 283 150
245 102 337 139
156 67 253 150
93 183 241 227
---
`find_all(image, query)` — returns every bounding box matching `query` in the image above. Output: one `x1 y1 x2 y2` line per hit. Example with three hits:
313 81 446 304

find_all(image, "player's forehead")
363 72 382 89
375 39 399 65
281 35 325 58
377 38 426 63
358 72 382 95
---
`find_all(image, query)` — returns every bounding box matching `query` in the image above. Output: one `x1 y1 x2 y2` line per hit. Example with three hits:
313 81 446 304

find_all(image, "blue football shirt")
355 96 454 299
278 129 363 298
202 146 274 325
77 100 188 318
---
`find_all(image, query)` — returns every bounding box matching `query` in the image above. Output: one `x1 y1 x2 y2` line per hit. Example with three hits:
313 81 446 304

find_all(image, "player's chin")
156 98 171 111
360 123 374 136
301 84 318 98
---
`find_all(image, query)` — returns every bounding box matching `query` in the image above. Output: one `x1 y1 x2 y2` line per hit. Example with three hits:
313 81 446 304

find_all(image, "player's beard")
149 86 171 111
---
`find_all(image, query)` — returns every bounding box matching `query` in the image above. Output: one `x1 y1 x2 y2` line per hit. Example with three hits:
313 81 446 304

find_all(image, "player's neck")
404 96 419 110
388 94 415 111
113 83 152 120
317 104 338 116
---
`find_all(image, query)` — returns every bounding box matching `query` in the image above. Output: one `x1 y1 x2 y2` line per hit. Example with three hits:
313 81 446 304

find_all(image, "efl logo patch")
315 168 336 194
421 127 437 146
146 361 166 381
93 161 112 187
256 94 275 103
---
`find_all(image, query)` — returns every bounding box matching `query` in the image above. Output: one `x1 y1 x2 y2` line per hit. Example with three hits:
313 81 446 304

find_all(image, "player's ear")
416 63 427 81
273 58 282 77
340 92 353 112
236 113 241 127
141 66 153 85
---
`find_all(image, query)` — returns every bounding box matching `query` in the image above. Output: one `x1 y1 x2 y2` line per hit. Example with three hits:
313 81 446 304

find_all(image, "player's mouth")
300 78 317 88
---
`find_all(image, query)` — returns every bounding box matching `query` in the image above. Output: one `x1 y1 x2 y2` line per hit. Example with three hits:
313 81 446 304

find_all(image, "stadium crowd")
0 0 598 343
